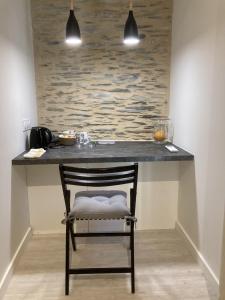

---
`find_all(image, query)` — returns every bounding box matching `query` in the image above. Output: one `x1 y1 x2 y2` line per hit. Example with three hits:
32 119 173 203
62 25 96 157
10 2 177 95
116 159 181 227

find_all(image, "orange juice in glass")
153 119 168 143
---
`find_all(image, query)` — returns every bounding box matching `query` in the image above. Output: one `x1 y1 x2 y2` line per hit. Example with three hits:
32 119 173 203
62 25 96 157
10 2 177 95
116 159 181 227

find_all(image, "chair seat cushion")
69 190 130 219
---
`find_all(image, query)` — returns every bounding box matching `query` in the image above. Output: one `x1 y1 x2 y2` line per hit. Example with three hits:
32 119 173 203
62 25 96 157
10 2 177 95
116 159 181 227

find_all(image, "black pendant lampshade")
66 0 81 45
124 1 140 45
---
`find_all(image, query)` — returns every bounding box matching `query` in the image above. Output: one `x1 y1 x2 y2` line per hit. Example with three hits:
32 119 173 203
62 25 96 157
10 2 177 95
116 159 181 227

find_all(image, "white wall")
170 0 225 287
0 0 37 297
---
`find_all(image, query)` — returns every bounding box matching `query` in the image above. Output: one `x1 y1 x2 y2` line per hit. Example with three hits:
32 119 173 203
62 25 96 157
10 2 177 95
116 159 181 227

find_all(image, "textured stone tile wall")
31 0 172 140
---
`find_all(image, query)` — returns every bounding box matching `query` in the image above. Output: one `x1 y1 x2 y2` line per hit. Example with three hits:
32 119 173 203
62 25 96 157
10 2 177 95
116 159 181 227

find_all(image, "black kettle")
30 127 52 149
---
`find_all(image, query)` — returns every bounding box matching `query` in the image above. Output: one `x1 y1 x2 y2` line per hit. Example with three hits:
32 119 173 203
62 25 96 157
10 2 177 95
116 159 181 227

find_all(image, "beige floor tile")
3 230 212 300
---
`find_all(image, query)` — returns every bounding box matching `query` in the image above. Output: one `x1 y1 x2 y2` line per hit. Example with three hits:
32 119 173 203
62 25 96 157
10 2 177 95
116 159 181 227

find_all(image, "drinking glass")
153 119 167 143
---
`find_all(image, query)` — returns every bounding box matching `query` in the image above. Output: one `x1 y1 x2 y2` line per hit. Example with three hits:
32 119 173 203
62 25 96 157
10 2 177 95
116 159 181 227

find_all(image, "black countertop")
12 141 194 165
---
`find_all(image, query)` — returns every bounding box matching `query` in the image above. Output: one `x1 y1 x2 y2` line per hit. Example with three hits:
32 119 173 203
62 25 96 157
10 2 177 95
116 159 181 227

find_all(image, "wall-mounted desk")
12 141 194 233
12 141 194 165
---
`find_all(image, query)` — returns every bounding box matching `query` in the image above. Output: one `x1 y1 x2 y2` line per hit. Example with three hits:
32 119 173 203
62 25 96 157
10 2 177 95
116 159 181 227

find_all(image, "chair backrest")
59 163 138 215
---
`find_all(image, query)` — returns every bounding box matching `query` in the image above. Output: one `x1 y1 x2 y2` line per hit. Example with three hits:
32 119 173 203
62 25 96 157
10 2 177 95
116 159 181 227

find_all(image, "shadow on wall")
26 162 179 233
178 161 217 299
178 161 199 247
26 161 180 187
10 165 30 264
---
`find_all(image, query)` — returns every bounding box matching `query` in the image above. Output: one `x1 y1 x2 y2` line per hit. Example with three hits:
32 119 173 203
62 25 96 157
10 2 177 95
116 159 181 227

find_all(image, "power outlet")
22 119 31 132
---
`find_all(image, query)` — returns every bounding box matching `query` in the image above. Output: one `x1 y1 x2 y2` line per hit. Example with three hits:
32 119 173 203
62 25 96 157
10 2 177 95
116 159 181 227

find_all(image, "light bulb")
66 37 82 45
123 37 140 45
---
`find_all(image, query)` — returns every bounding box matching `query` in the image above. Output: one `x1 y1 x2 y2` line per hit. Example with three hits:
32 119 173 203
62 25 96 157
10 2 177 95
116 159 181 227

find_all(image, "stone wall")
31 0 172 140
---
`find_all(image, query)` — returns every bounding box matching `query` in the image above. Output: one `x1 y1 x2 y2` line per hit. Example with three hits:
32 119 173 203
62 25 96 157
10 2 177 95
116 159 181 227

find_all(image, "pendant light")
124 0 140 45
65 0 81 45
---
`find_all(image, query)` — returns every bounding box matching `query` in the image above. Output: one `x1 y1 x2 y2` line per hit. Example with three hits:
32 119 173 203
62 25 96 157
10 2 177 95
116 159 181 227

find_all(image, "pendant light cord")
70 0 74 10
129 0 133 11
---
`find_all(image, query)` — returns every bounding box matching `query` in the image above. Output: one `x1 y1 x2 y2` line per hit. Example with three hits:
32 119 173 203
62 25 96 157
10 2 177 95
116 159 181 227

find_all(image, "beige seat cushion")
69 190 130 219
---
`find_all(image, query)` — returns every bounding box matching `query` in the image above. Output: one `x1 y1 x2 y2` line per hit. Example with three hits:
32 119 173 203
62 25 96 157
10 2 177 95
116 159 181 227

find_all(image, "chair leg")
129 222 132 250
130 221 135 293
65 222 70 295
70 223 76 251
126 221 132 250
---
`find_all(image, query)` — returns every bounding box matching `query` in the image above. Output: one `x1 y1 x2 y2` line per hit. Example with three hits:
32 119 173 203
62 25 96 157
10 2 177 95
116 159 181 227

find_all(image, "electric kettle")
29 127 52 149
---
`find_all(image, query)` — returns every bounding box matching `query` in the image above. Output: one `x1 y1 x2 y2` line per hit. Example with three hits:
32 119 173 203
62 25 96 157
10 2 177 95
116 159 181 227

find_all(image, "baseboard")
0 227 32 300
175 221 219 299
